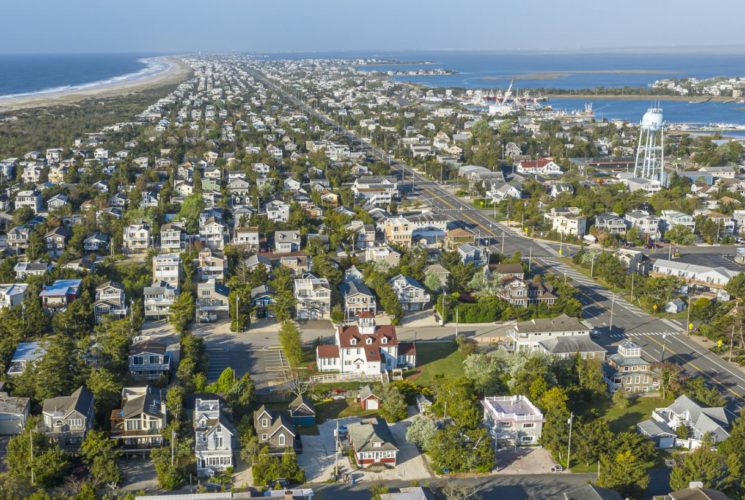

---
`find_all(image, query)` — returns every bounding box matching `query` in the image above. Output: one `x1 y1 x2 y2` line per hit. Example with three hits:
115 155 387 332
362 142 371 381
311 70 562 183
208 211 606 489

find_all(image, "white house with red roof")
515 158 562 176
316 313 416 375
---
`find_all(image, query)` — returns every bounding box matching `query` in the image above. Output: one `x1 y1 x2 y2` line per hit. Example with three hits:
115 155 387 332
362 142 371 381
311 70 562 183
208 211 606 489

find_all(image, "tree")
251 447 305 486
670 445 730 492
169 292 195 333
80 430 121 488
378 384 407 422
177 194 204 233
270 267 296 322
151 435 193 490
462 351 508 395
598 449 651 497
573 420 613 466
666 225 695 245
406 415 438 452
6 429 69 488
278 321 303 369
726 273 745 301
432 377 480 429
424 272 443 292
657 362 684 400
612 390 629 409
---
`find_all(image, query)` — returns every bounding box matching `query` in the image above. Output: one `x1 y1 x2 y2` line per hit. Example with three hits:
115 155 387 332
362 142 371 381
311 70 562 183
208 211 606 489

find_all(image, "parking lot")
298 415 432 483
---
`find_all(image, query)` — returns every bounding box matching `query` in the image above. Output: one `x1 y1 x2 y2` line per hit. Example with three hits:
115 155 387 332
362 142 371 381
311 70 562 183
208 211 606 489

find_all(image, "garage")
0 393 30 436
0 414 23 435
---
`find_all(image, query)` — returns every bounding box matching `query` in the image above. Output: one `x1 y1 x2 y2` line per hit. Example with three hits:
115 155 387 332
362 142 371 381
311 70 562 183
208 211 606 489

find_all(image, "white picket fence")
309 372 388 384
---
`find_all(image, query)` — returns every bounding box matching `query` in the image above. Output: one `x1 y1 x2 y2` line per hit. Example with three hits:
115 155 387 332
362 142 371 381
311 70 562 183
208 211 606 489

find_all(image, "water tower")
633 106 665 183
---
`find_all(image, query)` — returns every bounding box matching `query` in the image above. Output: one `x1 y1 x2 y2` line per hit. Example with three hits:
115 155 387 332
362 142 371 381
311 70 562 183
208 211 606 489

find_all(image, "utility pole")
171 429 176 467
334 420 340 479
501 230 505 254
590 254 596 278
235 294 240 332
528 247 532 274
661 334 668 362
609 293 616 334
29 431 34 486
455 306 459 337
567 412 574 471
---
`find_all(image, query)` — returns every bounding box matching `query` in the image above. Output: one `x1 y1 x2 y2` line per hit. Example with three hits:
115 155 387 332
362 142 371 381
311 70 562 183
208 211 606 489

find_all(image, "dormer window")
262 418 268 428
373 441 382 448
366 337 373 345
351 338 357 345
381 337 387 344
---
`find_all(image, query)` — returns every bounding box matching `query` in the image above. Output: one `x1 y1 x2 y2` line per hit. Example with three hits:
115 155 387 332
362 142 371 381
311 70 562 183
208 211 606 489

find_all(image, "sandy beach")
0 57 192 113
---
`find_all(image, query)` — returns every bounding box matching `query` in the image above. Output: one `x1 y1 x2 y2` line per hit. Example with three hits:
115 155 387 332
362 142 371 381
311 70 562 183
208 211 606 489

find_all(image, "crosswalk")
206 347 231 381
608 331 680 339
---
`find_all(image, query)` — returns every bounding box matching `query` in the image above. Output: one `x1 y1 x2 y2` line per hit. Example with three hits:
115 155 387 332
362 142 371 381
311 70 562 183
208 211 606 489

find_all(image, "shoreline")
0 56 192 113
547 93 739 103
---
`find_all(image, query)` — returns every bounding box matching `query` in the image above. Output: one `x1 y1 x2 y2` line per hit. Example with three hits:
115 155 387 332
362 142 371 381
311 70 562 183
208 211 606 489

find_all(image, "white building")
508 314 590 352
545 208 587 237
0 284 28 309
315 314 416 375
482 395 544 447
651 259 739 292
123 223 151 253
194 398 235 477
14 190 42 214
152 253 181 290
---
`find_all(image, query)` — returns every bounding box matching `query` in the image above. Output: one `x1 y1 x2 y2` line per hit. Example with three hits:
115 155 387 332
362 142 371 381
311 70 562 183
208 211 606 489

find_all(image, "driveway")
299 416 432 483
118 457 158 493
494 447 555 475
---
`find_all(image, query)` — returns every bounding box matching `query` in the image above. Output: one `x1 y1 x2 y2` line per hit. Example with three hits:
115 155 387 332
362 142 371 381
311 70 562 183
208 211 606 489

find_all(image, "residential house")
194 398 236 477
383 216 413 247
508 314 590 352
594 212 627 235
624 210 661 240
294 273 331 320
234 226 260 249
152 253 181 290
7 341 46 377
605 340 660 393
47 193 69 211
482 395 544 447
348 418 399 468
129 338 180 381
288 395 316 427
40 279 81 310
545 207 587 237
200 217 227 251
389 274 430 311
638 395 731 449
274 230 301 253
94 281 128 322
39 386 94 449
144 284 177 319
0 283 28 309
352 176 398 207
196 279 230 322
15 190 42 214
316 314 416 375
265 200 290 223
198 249 226 283
424 264 450 290
660 210 696 232
123 222 151 253
160 223 184 252
0 392 30 435
515 159 562 176
14 261 51 279
253 405 297 454
83 232 109 252
495 277 557 308
444 227 476 250
340 279 377 318
43 226 71 257
110 386 167 449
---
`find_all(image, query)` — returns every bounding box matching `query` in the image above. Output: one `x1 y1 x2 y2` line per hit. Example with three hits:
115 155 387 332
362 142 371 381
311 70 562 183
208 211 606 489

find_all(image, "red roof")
399 342 416 356
316 345 340 358
519 158 552 169
364 348 381 362
338 325 399 349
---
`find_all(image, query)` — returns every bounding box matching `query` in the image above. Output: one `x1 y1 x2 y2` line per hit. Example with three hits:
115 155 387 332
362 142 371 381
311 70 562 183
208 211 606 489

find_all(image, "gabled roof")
42 386 93 418
348 418 398 453
288 395 315 417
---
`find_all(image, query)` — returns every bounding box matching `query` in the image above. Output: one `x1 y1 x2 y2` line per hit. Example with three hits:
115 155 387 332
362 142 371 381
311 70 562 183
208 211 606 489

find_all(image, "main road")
250 66 745 411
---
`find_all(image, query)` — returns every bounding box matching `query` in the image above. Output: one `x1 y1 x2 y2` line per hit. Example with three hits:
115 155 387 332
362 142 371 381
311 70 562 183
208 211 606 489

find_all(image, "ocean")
0 53 162 99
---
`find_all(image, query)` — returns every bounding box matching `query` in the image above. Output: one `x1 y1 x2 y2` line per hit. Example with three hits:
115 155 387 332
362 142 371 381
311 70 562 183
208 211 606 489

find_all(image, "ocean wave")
0 57 173 101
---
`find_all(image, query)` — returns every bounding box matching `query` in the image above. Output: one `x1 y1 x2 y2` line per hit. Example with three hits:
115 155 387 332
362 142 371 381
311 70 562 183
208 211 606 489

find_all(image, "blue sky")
3 0 745 54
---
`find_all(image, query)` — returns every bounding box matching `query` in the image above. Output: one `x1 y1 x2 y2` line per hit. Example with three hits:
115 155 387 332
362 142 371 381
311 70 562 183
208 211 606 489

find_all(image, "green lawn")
603 395 669 433
314 398 378 423
407 341 465 387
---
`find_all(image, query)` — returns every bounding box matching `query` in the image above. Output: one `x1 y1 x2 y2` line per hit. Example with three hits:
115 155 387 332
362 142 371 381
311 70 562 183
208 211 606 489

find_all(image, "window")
366 338 373 345
262 418 268 428
523 423 534 429
261 433 268 441
278 434 285 446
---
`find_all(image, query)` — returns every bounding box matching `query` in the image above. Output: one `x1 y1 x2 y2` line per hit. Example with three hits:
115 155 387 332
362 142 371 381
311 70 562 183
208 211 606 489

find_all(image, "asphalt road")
249 67 745 414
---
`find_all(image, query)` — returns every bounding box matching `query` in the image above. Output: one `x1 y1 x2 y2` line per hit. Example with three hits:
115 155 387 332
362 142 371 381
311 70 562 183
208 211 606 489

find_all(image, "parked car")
551 464 563 473
334 424 348 439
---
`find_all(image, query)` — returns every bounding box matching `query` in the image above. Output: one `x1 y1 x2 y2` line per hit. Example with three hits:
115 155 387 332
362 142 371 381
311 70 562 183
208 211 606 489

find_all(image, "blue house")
288 395 316 427
250 284 274 318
